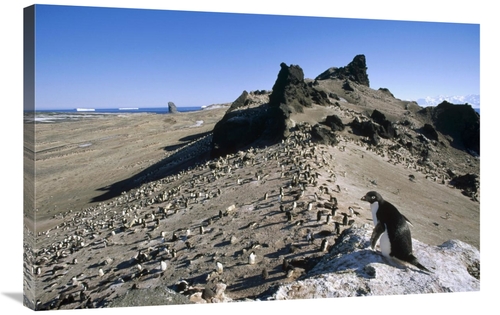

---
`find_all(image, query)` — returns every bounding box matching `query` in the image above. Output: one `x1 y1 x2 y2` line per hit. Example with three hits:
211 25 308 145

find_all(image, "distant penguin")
216 261 223 274
361 191 430 272
306 229 314 244
160 261 167 272
282 259 289 271
326 214 332 224
248 251 256 265
320 239 328 252
334 222 341 235
262 268 269 280
316 211 322 222
342 213 349 226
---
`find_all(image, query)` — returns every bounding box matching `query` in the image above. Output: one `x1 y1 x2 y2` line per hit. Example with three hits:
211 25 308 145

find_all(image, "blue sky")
33 5 479 110
35 5 479 109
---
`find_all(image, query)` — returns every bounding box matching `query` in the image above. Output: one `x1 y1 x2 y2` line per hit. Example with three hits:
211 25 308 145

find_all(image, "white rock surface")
270 224 479 300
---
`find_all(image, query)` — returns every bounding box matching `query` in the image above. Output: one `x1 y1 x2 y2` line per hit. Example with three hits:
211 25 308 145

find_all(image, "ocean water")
25 106 203 123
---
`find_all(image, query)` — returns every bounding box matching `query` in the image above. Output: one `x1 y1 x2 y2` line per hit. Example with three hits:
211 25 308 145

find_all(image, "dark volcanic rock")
450 173 480 199
168 102 179 114
211 62 331 158
420 123 439 141
323 114 345 132
418 101 480 154
370 109 396 139
211 104 269 158
227 90 250 112
349 109 396 145
269 62 329 113
350 118 381 145
310 124 339 146
342 80 355 92
316 54 370 87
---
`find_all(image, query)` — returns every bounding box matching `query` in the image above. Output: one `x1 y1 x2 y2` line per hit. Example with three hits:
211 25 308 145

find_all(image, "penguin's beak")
361 195 366 201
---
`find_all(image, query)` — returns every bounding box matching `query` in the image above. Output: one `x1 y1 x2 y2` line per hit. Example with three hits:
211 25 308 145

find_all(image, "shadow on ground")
91 131 213 203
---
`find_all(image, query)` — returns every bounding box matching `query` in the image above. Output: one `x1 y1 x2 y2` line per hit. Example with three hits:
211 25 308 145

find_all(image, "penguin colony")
25 121 432 310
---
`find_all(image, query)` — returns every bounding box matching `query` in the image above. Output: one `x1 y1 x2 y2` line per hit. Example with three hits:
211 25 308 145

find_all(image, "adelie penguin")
361 191 431 273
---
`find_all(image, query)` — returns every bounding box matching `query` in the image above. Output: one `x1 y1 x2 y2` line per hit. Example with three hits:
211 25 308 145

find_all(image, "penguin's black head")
361 191 383 204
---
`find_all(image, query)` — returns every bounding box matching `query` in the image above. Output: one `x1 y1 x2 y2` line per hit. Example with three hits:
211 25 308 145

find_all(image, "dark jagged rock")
227 90 249 112
310 124 339 146
323 115 345 132
349 109 396 145
370 109 395 139
349 119 381 146
168 102 179 114
420 123 439 141
342 80 354 91
316 54 370 87
418 101 480 154
211 63 330 158
450 173 480 199
269 63 329 113
211 104 268 158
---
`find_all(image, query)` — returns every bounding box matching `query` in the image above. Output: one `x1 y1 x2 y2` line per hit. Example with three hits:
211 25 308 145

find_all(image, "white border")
2 1 495 314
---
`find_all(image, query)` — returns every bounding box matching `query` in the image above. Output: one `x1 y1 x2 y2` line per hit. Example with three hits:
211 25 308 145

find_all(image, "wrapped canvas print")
23 3 480 311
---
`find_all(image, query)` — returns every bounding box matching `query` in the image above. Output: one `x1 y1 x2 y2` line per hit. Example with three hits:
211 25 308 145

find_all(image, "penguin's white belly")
379 227 391 257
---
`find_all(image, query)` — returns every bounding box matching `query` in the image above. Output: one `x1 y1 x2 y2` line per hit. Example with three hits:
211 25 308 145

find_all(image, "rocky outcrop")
378 87 394 97
323 114 345 132
418 101 480 154
211 63 330 158
168 102 178 114
348 109 396 146
370 109 396 139
227 90 248 112
269 62 330 113
420 123 440 141
316 54 370 87
450 173 480 200
310 124 339 146
269 225 479 300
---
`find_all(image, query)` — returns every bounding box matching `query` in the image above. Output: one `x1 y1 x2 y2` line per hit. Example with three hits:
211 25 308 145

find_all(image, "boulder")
323 114 345 132
370 109 396 139
418 101 480 154
269 225 479 300
227 90 250 112
316 54 370 87
449 173 480 200
420 123 440 141
378 87 395 97
168 102 179 114
310 124 339 146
